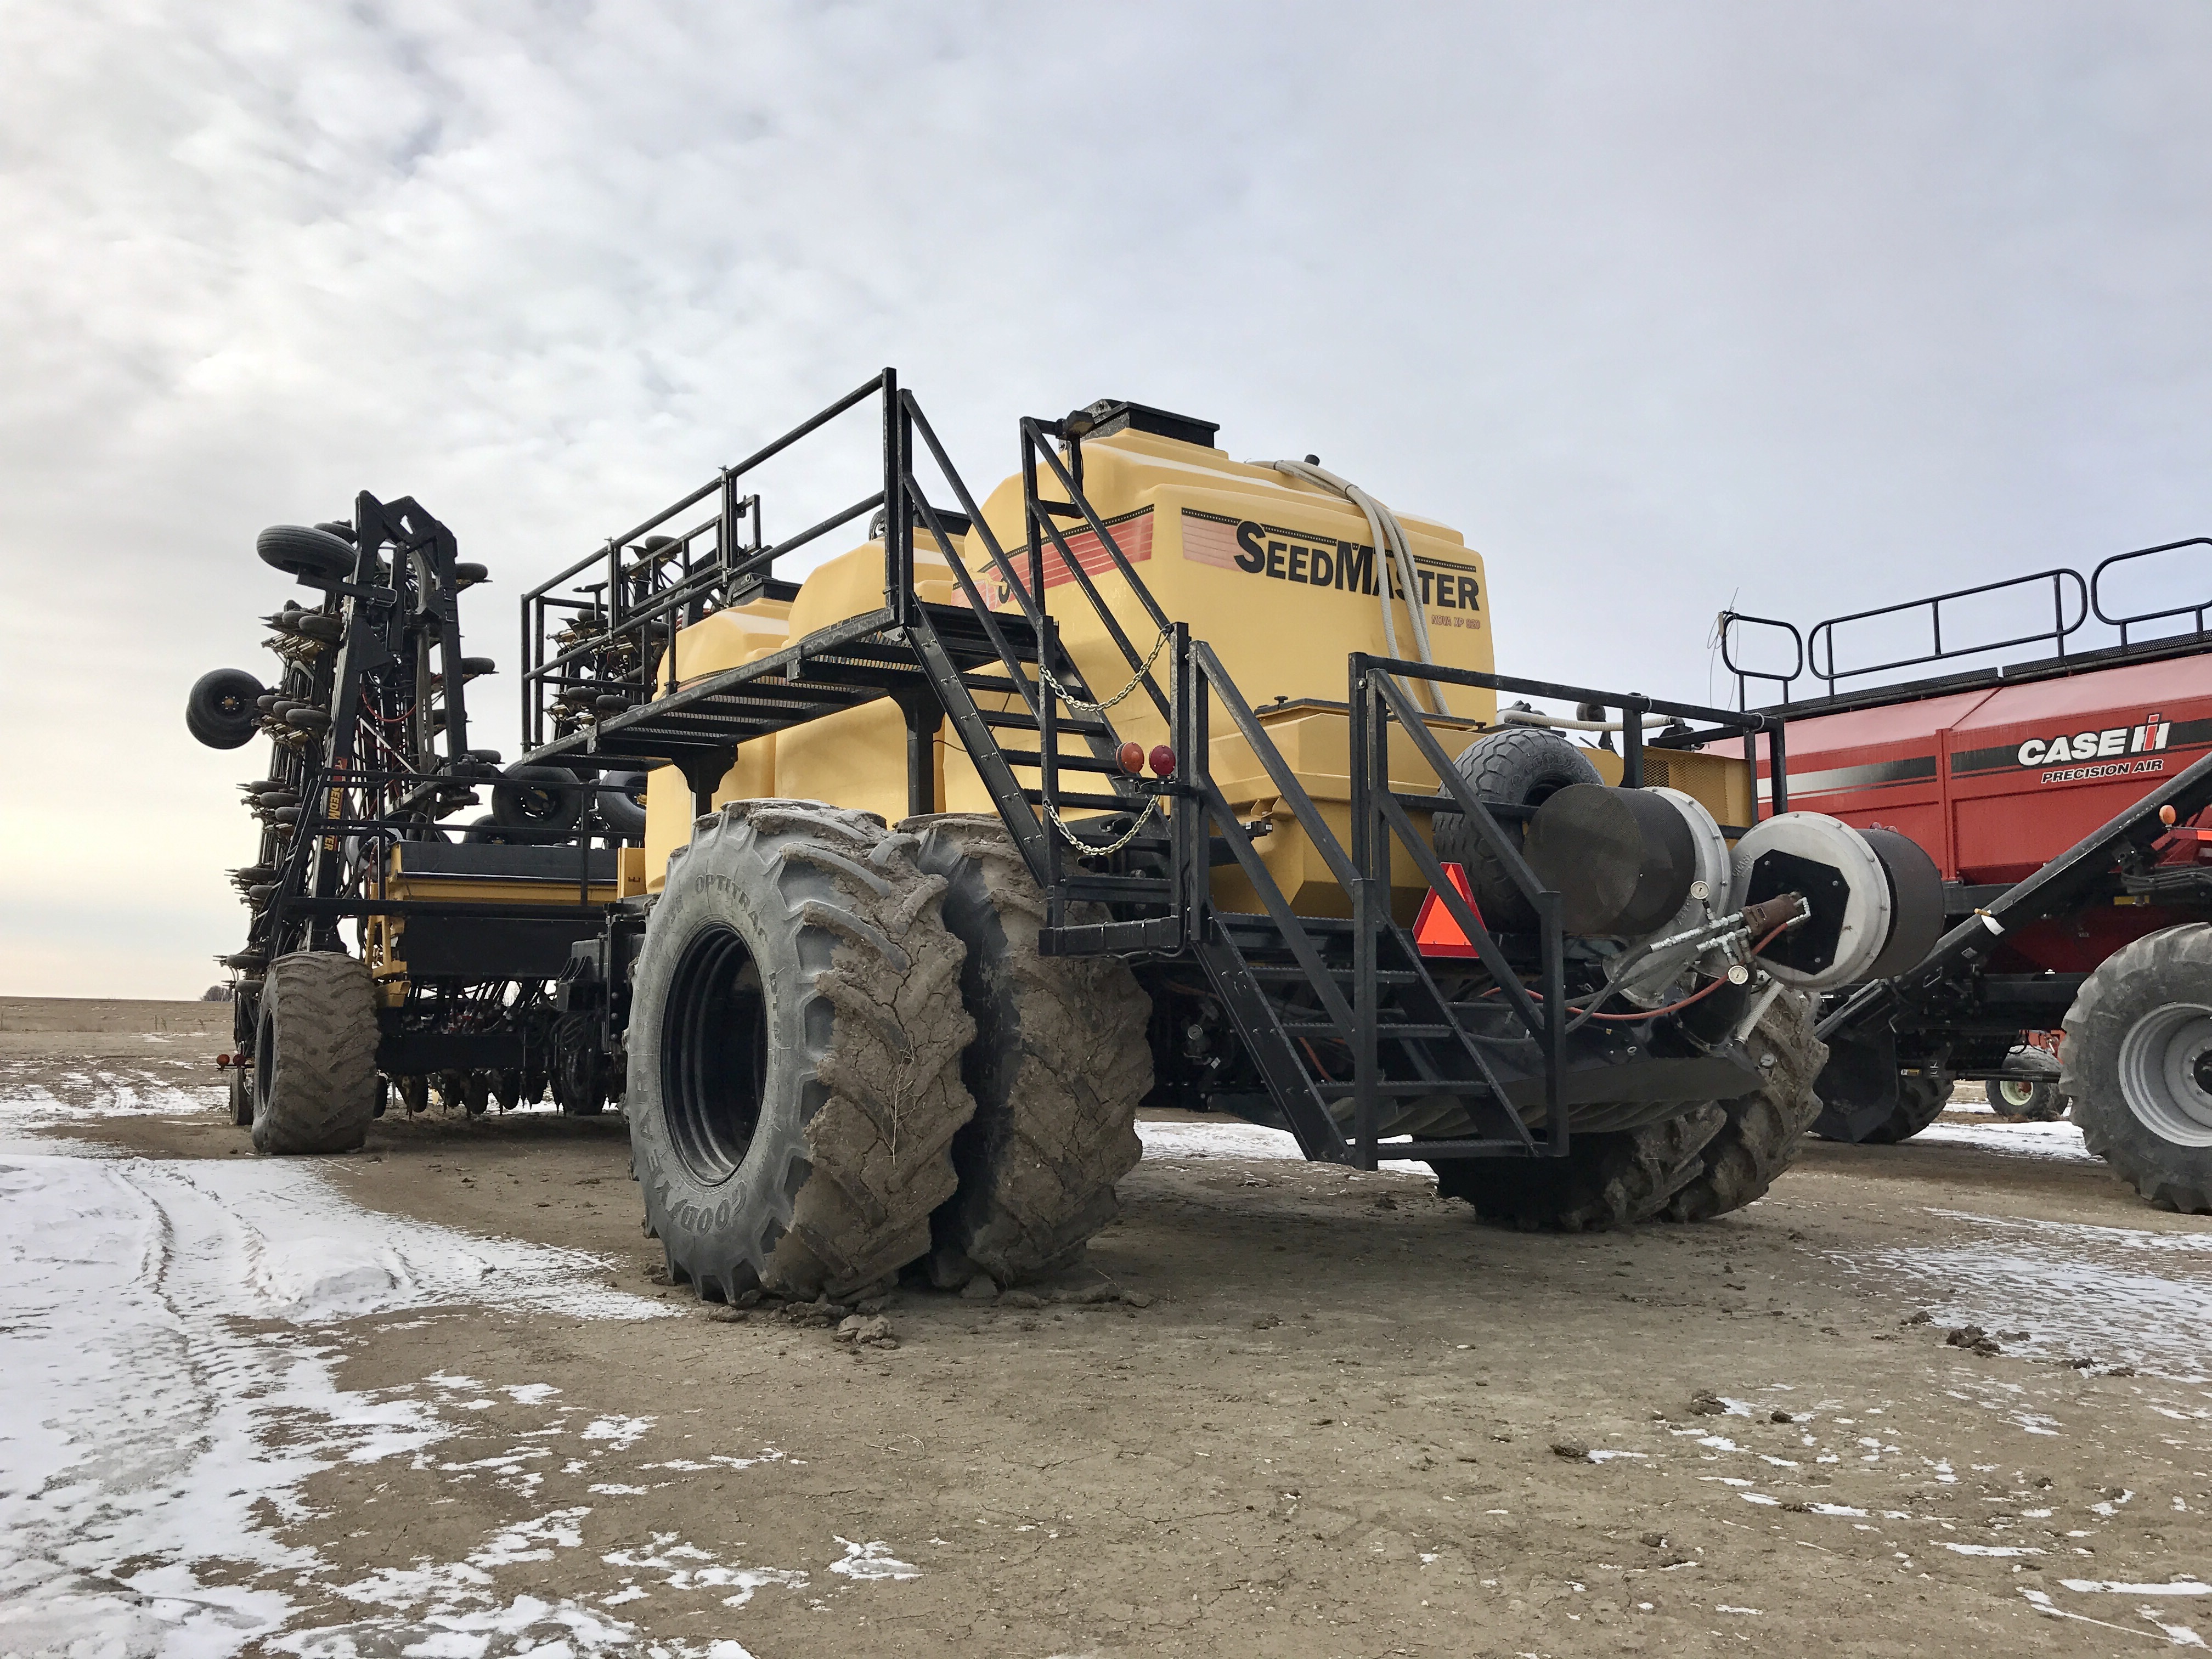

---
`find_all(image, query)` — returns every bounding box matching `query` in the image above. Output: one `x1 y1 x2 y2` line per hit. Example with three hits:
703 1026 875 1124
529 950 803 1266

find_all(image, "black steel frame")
517 371 1798 1172
229 492 633 1095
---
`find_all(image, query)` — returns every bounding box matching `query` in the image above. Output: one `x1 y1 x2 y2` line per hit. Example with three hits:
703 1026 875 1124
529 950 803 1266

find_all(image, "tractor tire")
257 523 358 585
1431 1106 1728 1231
905 814 1153 1289
1991 1045 2066 1121
626 800 975 1302
228 1066 253 1127
1661 989 1828 1221
2061 923 2212 1214
250 952 379 1154
1434 988 1825 1228
187 669 267 750
1860 1074 1953 1144
1431 726 1603 930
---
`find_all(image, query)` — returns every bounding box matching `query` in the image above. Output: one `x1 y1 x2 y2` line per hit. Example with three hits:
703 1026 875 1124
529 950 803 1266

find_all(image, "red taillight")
216 1053 232 1068
1118 741 1146 775
1148 744 1176 778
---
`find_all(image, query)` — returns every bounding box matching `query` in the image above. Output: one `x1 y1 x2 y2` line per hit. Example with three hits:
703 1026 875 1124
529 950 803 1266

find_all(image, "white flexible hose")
1260 459 1450 716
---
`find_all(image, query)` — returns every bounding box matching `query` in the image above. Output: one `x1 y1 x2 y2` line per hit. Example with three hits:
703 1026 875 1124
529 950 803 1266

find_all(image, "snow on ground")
1137 1118 1303 1160
1839 1209 2212 1382
1915 1115 2096 1163
0 1065 224 1149
0 1073 696 1657
1139 1105 2102 1166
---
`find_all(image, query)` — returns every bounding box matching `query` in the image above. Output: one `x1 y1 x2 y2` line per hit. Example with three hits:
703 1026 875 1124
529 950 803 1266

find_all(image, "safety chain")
1036 625 1172 714
1043 793 1159 857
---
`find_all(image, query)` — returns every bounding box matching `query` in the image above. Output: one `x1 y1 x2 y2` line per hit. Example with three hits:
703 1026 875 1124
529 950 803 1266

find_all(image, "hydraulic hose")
1260 459 1450 716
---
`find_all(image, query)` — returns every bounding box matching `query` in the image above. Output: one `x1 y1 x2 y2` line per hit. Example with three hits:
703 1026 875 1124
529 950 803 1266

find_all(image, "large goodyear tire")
2061 923 2212 1214
1990 1044 2066 1121
626 800 976 1301
1660 988 1828 1221
1431 727 1603 930
250 952 380 1154
1432 989 1825 1228
1859 1073 1953 1144
904 814 1153 1289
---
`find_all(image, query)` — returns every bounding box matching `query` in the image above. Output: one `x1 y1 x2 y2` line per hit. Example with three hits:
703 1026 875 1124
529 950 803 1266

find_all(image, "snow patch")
1912 1118 2095 1162
2062 1579 2212 1596
0 1145 664 1655
829 1538 921 1582
1136 1119 1302 1160
582 1415 656 1451
1834 1211 2212 1381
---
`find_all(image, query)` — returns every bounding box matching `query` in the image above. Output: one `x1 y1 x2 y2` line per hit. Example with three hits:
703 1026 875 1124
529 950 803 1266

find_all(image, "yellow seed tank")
646 418 1530 914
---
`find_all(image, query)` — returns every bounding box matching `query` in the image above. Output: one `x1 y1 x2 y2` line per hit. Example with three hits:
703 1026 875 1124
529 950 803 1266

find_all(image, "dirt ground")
7 997 2212 1656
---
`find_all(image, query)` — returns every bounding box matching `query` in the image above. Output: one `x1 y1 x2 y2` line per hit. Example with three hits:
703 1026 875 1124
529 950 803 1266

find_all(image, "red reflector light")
1148 744 1176 778
216 1053 232 1068
1118 741 1146 775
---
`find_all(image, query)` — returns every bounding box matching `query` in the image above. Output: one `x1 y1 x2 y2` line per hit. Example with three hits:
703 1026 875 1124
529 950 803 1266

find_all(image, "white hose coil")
1259 459 1450 716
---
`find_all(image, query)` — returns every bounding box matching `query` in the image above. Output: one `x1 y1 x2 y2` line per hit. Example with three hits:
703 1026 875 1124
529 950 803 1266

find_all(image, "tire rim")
661 923 769 1183
1996 1077 2039 1110
2115 1001 2212 1147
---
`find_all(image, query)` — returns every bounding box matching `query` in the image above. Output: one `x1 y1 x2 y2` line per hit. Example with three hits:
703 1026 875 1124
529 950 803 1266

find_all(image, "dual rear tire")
1432 988 1827 1229
624 803 1155 1302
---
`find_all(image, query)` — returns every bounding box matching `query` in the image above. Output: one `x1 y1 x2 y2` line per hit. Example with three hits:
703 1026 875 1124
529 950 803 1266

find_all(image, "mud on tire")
2062 923 2212 1215
1433 988 1826 1228
905 814 1153 1288
251 952 380 1154
1431 1105 1727 1231
626 800 977 1301
1860 1073 1953 1144
1662 988 1827 1221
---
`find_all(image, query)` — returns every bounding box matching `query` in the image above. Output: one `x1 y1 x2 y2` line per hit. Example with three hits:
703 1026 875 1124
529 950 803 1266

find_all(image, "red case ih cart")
1722 539 2212 1212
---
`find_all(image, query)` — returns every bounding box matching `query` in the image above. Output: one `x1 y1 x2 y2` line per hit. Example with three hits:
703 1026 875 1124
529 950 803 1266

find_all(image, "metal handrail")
1805 567 2086 695
1716 611 1804 708
517 375 891 748
2092 537 2212 646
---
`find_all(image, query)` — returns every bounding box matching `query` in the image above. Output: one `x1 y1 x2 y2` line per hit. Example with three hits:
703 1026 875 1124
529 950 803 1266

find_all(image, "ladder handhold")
1414 862 1482 959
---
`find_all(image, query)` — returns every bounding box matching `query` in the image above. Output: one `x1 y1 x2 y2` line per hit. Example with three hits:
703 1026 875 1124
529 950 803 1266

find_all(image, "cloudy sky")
3 2 2207 997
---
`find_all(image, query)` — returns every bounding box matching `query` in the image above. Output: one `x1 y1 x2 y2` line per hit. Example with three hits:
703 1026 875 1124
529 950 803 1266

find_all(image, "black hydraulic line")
1819 745 2212 1043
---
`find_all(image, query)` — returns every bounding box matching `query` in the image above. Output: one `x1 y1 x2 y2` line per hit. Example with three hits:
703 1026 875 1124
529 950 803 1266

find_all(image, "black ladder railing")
517 377 1783 1171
